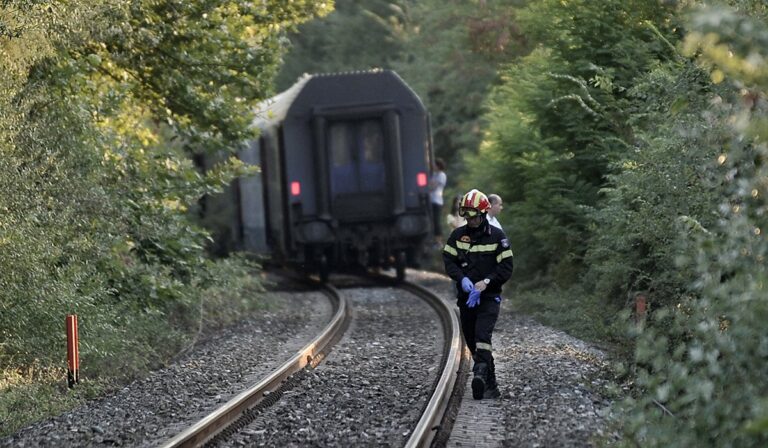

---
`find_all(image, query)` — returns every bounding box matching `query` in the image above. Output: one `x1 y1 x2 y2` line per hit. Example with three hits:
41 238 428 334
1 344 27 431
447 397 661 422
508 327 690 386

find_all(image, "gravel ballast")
219 286 443 447
411 269 612 447
3 270 614 447
1 291 333 448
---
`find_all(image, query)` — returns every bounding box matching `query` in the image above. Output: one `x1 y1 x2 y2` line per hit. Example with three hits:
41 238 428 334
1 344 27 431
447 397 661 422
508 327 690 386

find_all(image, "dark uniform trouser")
458 297 500 386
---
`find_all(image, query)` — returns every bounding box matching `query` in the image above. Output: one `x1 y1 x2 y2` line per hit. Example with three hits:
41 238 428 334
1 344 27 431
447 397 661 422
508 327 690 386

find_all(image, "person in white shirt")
487 194 503 230
429 158 447 245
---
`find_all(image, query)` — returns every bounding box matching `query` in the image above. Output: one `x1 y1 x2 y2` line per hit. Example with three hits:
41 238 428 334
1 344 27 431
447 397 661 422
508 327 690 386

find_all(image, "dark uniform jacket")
443 217 514 300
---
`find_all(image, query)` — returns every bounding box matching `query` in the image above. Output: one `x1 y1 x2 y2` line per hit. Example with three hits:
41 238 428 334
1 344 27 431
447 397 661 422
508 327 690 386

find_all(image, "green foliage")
467 47 576 276
615 5 768 447
508 283 624 347
0 0 329 433
461 2 768 444
276 0 406 90
83 1 333 151
394 0 527 170
193 256 267 326
586 60 725 308
470 0 681 283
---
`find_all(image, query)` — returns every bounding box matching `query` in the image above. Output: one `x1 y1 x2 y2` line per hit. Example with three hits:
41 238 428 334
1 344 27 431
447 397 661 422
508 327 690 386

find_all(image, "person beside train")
429 158 447 247
442 189 514 400
487 194 503 230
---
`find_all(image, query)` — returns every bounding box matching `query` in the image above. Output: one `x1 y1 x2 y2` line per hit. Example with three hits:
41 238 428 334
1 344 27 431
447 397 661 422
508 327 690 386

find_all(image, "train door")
327 118 388 221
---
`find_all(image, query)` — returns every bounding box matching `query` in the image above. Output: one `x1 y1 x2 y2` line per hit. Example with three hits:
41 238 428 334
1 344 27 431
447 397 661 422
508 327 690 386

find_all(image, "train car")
234 69 434 281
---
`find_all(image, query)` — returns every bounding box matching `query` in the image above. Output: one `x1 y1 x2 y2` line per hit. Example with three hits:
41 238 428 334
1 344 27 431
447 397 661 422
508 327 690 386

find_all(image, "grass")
507 283 629 351
0 263 269 439
0 365 111 437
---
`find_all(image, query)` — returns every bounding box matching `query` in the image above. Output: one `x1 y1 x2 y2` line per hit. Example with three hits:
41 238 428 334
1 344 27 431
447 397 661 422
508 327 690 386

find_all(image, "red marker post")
635 293 648 324
66 315 79 388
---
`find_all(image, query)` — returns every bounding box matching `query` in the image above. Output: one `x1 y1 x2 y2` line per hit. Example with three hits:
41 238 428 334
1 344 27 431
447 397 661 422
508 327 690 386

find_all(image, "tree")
0 0 331 373
394 0 527 171
469 0 681 282
275 0 407 90
619 5 768 446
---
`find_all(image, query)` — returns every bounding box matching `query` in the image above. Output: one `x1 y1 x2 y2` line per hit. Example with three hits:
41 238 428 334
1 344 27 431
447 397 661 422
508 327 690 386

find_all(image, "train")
202 69 435 281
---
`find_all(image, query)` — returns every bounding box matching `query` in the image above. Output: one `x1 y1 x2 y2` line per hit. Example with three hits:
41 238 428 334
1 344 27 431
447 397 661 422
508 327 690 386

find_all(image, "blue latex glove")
495 296 502 304
461 277 474 293
467 289 481 308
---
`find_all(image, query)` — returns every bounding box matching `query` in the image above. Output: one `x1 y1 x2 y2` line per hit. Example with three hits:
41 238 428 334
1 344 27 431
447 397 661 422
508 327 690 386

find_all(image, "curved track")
397 279 462 448
160 279 349 447
161 274 462 448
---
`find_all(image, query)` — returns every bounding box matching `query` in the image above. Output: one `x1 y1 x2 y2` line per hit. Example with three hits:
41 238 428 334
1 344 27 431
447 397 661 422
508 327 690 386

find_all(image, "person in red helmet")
442 189 514 399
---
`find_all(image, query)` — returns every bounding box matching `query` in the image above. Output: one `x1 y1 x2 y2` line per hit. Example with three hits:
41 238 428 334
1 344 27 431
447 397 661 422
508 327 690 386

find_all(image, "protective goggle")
459 207 482 217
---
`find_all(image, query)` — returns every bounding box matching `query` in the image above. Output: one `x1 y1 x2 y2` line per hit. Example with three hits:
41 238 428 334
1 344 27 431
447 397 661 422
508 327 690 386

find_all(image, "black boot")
483 364 500 399
472 362 488 400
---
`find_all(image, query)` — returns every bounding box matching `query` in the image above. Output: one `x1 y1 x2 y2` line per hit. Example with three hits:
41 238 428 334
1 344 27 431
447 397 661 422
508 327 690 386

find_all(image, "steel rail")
160 281 348 448
399 279 462 448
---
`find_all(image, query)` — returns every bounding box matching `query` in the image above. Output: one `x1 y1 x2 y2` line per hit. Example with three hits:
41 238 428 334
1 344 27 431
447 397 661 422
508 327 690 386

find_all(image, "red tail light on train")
417 172 427 187
291 181 301 196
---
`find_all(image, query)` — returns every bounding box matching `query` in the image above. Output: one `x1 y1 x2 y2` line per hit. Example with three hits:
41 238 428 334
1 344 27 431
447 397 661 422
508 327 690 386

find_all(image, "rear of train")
238 69 434 281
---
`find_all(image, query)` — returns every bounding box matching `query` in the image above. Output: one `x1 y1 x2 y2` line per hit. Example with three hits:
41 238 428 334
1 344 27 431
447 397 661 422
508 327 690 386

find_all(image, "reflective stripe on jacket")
442 218 514 299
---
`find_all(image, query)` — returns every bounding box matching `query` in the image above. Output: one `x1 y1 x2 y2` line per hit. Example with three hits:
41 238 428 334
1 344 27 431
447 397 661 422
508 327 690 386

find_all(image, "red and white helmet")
459 189 490 217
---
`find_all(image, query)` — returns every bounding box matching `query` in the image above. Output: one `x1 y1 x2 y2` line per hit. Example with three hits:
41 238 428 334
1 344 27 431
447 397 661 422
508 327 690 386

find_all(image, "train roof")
252 74 312 129
252 69 424 130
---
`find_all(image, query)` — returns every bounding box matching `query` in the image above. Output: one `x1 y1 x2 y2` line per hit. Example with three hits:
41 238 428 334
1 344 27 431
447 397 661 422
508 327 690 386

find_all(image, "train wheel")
319 254 330 283
395 250 406 282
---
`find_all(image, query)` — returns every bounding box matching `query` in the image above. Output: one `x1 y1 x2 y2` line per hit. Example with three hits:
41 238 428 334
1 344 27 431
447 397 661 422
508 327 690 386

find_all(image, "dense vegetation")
474 1 768 445
0 0 330 436
3 0 768 445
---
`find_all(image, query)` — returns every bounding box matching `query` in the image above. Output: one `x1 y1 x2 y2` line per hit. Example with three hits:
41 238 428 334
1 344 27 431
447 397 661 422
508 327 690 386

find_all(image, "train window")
360 120 383 164
329 124 352 166
328 119 386 195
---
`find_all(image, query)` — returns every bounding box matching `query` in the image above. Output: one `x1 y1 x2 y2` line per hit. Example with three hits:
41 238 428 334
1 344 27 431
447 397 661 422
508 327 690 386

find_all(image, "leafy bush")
468 0 681 284
1 0 331 435
616 6 768 446
586 60 724 309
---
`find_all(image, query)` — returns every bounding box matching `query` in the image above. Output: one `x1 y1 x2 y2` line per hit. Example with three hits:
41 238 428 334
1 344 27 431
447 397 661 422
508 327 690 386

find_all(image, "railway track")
160 277 348 447
1 270 612 448
160 274 462 448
